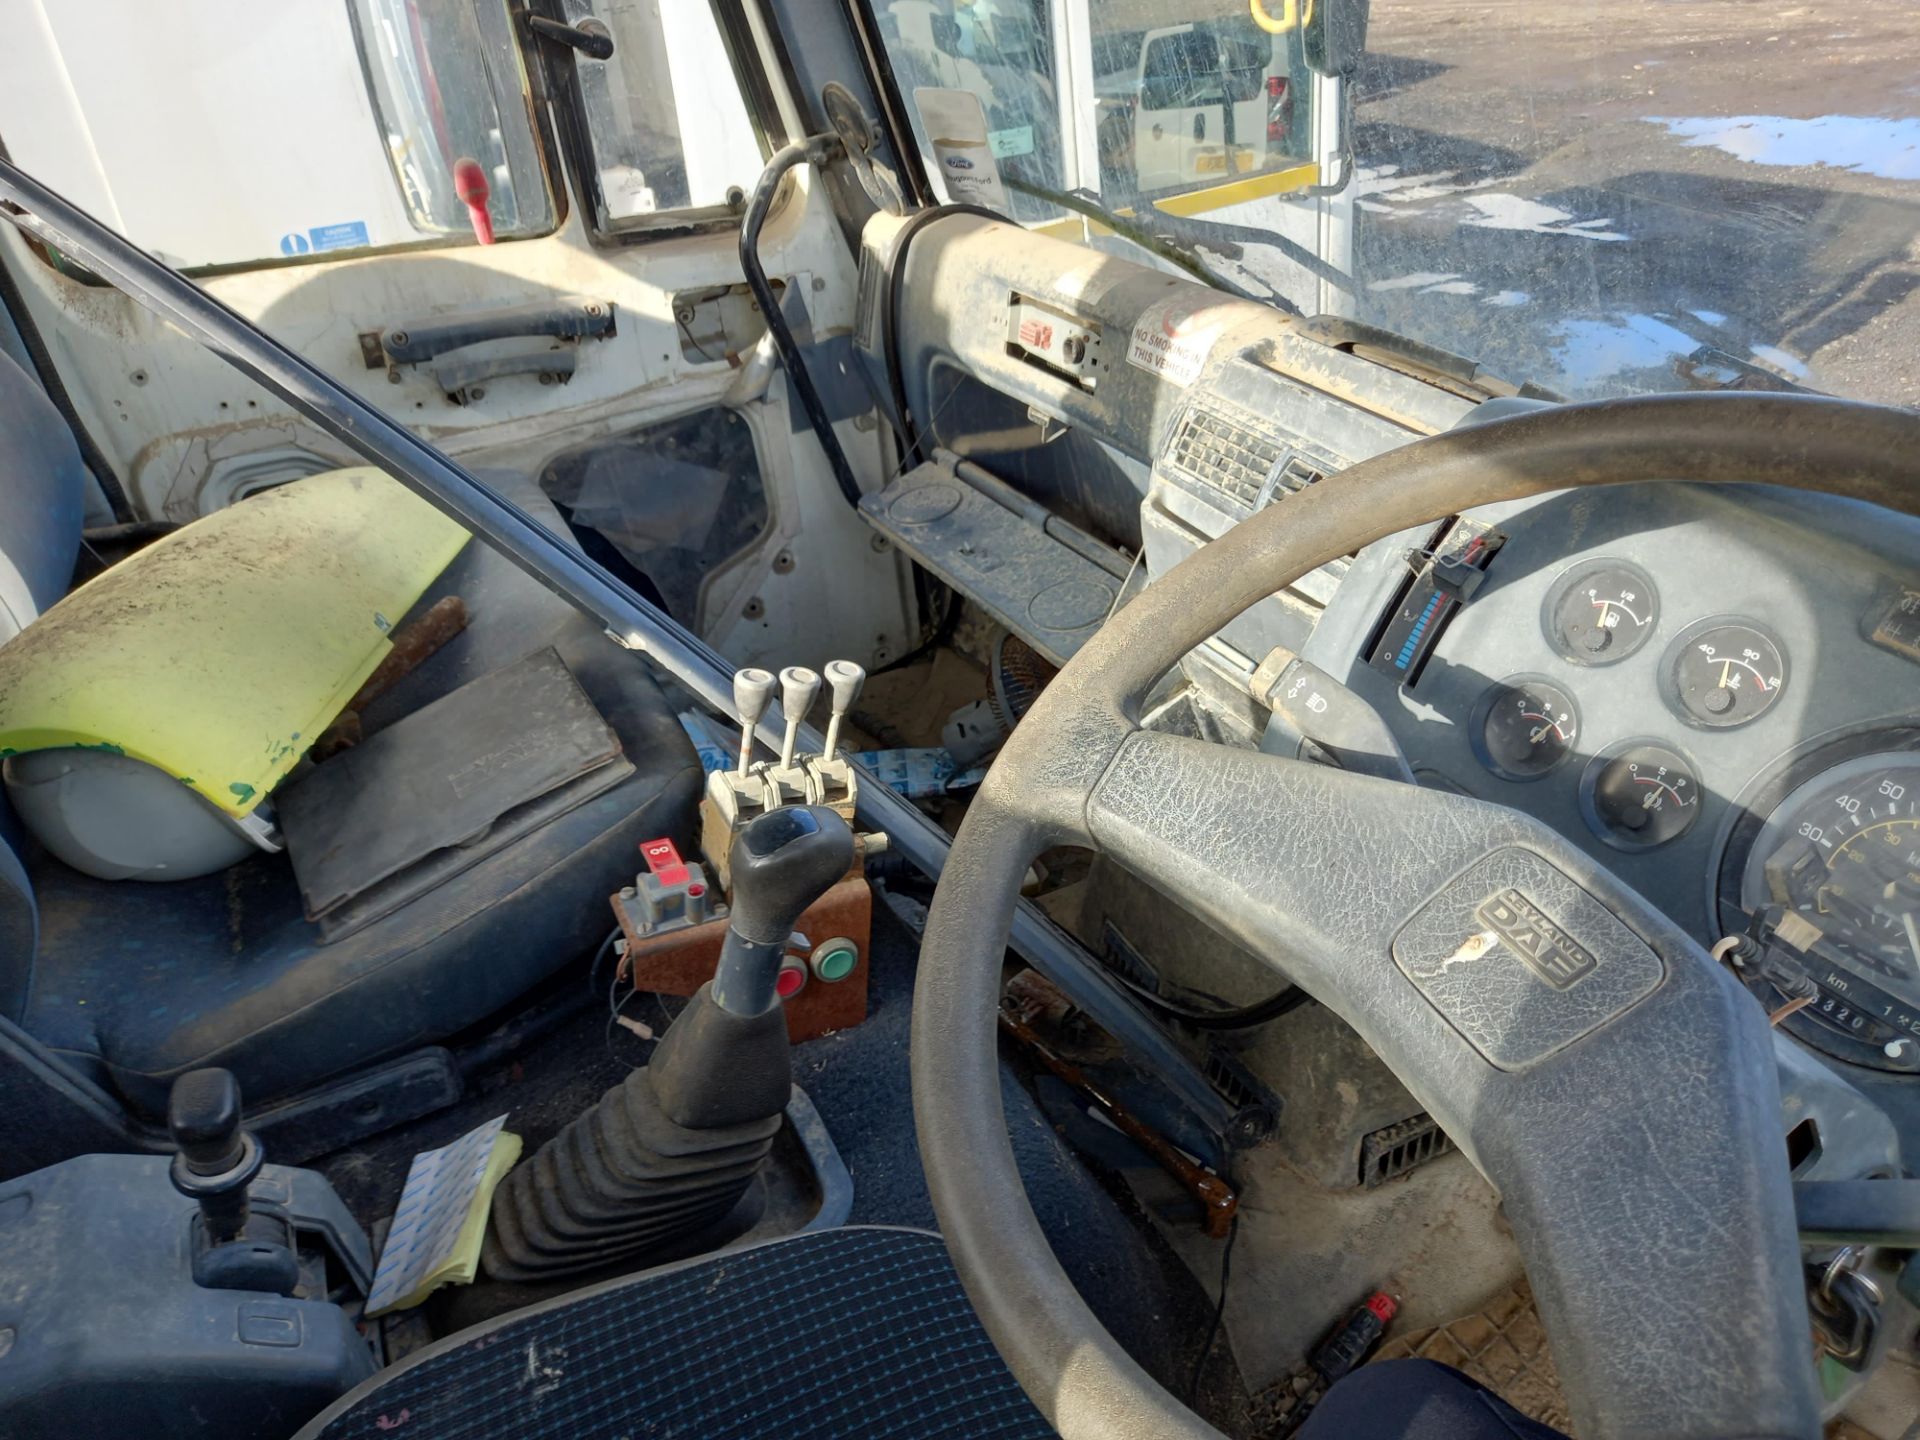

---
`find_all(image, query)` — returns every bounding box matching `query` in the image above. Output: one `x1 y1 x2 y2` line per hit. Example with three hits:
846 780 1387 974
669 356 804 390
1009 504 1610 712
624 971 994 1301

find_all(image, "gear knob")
712 805 854 1015
168 1068 246 1176
168 1067 264 1250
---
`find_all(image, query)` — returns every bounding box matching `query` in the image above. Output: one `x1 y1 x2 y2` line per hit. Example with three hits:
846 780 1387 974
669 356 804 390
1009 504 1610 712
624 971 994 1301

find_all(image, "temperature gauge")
1663 617 1788 729
1580 740 1702 851
1544 559 1659 665
1472 677 1580 781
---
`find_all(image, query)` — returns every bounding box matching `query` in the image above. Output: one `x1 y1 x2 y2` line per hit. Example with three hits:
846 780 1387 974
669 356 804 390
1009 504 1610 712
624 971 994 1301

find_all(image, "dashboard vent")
1168 400 1284 512
1360 1113 1456 1188
1274 455 1325 496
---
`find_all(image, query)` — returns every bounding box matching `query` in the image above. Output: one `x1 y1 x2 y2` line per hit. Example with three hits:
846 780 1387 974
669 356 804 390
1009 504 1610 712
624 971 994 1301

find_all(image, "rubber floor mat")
1372 1277 1572 1433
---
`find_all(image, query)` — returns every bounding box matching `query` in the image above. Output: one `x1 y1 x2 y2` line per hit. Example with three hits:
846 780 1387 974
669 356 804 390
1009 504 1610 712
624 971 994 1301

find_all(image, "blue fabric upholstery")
0 348 84 1023
0 349 84 633
20 537 702 1112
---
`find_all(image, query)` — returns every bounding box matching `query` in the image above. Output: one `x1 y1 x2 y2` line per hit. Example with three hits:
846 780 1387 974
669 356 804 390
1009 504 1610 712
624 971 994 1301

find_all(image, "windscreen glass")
868 1 1919 406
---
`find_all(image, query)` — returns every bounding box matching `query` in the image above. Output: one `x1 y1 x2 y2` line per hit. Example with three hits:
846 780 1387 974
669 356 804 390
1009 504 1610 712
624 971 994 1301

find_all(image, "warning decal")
1126 294 1234 388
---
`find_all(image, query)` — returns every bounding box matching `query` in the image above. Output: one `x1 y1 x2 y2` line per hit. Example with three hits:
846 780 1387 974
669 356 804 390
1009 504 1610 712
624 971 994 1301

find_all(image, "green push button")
811 940 858 983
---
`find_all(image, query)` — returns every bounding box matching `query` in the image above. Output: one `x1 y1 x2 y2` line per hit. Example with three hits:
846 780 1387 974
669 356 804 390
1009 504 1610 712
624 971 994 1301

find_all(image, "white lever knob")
778 666 820 769
732 668 775 776
820 660 865 765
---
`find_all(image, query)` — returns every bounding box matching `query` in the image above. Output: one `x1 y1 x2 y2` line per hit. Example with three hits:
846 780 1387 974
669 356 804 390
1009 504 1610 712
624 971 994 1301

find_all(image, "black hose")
1105 962 1312 1031
882 202 1014 467
739 138 864 508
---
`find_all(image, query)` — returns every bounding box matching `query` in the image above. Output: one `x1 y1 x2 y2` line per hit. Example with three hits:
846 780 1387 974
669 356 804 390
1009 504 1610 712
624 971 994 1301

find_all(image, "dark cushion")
0 348 85 633
0 348 85 1021
299 1228 1056 1440
20 538 702 1111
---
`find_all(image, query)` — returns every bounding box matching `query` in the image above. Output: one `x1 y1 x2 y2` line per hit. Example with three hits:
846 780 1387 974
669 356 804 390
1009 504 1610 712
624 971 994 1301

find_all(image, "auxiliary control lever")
168 1067 300 1293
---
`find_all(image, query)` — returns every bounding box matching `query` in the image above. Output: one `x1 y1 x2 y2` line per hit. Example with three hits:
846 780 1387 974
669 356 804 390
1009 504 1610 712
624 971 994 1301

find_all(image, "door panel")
0 0 914 672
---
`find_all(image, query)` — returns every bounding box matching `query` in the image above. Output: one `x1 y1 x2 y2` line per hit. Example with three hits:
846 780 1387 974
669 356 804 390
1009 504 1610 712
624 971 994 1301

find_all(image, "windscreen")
869 1 1919 407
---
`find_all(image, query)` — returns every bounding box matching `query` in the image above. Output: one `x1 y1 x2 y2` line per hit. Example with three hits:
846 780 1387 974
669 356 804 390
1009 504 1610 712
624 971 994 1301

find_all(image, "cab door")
0 0 916 673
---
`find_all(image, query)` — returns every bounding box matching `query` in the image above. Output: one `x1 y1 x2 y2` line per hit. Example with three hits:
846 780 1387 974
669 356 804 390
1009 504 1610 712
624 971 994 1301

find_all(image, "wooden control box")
613 871 871 1044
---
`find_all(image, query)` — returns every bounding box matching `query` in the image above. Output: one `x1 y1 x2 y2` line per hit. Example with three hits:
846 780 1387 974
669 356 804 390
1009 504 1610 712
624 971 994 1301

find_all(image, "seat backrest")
0 809 36 1024
0 349 75 1017
0 348 86 643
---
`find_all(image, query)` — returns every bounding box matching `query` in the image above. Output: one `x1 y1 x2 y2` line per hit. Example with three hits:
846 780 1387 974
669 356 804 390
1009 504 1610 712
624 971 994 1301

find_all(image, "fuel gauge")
1544 559 1659 666
1472 677 1580 781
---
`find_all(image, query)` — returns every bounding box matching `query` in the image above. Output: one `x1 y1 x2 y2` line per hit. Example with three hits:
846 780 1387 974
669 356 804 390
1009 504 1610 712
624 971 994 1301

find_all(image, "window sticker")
914 86 1012 211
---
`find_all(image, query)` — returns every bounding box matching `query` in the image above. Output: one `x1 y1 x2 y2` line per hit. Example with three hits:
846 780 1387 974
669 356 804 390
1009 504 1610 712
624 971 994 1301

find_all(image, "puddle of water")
1652 114 1920 180
1689 308 1727 326
1484 291 1530 308
1551 313 1700 390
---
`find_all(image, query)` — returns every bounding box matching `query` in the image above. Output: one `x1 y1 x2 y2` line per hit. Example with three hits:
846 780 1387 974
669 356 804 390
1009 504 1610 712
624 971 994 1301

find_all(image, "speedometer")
1736 749 1920 1069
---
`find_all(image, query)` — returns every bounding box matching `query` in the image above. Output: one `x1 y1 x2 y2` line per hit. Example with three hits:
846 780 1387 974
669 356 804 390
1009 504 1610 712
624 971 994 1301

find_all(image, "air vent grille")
1360 1113 1456 1188
1274 454 1325 496
1169 402 1282 510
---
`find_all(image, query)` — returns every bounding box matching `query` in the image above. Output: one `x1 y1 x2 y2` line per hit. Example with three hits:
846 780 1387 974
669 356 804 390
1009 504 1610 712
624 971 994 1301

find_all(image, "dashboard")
1127 344 1920 1137
875 209 1918 1160
1306 477 1920 1089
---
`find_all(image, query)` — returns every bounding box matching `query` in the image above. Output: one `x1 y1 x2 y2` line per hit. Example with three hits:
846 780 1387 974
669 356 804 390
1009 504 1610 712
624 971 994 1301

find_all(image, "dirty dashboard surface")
877 215 1920 1166
1152 346 1920 1139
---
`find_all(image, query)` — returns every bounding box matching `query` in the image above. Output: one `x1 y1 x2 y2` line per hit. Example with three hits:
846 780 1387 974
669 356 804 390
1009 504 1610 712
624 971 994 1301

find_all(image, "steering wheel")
912 393 1920 1440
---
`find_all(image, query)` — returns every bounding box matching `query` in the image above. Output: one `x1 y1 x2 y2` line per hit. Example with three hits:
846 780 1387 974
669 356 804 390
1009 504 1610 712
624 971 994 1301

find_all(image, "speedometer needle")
1905 910 1920 971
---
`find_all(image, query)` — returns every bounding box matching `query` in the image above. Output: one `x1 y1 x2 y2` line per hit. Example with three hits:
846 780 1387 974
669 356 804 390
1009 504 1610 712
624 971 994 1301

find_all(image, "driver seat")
296 1228 1056 1440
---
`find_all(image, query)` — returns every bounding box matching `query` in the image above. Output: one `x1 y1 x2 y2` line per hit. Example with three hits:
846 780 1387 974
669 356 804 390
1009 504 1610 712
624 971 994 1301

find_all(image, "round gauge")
1663 617 1787 729
1471 677 1580 781
1580 740 1702 851
1543 559 1659 665
1737 753 1920 1052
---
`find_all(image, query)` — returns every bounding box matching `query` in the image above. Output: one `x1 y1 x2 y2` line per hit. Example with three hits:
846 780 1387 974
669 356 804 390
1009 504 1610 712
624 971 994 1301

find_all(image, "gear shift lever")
168 1068 259 1244
712 805 856 1016
168 1068 298 1293
484 806 857 1280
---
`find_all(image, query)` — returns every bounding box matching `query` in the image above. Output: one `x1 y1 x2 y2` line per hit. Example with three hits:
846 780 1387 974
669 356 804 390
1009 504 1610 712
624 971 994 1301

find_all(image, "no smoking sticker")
1126 294 1235 387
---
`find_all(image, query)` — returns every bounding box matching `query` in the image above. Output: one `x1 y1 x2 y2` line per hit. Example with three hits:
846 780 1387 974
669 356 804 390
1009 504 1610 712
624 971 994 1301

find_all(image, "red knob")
452 157 494 245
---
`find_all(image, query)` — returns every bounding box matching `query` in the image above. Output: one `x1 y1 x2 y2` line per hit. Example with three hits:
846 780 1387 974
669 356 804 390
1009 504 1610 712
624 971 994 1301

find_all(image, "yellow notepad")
365 1116 523 1316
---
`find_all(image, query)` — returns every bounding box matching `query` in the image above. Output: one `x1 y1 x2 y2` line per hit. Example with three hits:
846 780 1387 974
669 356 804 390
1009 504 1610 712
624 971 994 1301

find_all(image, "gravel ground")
1245 1 1920 403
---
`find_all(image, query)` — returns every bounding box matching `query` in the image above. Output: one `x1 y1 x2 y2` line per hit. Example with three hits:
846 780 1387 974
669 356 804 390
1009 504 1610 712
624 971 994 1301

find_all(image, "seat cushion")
298 1228 1055 1440
20 538 702 1111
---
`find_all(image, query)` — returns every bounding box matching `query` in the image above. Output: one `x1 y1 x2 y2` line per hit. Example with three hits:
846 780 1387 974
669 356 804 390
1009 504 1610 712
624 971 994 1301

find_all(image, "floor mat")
312 883 1226 1414
1371 1277 1571 1433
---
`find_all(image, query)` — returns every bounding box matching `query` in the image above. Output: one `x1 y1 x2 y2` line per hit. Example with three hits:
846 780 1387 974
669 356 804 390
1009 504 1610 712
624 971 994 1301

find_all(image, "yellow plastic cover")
0 467 468 817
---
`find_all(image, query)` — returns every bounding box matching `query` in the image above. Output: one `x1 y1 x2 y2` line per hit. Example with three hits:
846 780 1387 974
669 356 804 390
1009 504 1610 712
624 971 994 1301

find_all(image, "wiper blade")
1001 176 1305 314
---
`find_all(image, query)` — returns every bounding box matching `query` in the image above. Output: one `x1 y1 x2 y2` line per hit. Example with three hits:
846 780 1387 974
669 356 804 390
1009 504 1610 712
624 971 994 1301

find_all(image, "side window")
869 1 1316 224
548 0 774 233
0 0 556 272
